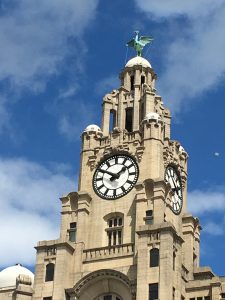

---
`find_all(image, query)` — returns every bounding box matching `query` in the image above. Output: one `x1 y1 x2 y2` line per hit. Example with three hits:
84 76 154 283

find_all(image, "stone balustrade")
83 243 134 262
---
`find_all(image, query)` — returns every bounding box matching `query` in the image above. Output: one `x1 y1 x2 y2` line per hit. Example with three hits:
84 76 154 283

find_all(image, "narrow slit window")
69 222 76 242
109 110 116 132
141 75 145 85
125 108 133 132
130 75 134 90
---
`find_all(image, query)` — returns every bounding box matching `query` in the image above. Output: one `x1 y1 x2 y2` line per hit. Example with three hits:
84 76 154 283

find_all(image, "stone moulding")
68 269 136 299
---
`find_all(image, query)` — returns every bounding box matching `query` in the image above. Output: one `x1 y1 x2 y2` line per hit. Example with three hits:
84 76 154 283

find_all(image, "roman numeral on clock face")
93 154 139 200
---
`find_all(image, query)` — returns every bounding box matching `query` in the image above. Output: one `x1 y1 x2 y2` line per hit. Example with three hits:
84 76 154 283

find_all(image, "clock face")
93 154 139 199
165 166 183 214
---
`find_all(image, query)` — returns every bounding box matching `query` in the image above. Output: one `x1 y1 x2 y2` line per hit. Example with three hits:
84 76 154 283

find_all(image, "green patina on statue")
126 31 153 57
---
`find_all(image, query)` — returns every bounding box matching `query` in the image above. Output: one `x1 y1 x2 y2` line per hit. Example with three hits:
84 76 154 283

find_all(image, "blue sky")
0 0 225 275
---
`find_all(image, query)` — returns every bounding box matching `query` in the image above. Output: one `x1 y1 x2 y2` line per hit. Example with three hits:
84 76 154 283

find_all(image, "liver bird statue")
126 31 153 57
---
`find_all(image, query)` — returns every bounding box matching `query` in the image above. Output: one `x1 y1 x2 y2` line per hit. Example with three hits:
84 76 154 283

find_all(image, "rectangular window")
197 298 203 300
149 283 158 300
125 108 133 132
43 297 52 300
145 210 153 225
190 298 195 300
104 296 112 300
69 222 76 242
130 75 134 90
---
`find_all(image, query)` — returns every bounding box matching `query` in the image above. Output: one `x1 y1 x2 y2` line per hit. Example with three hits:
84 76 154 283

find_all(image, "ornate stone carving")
135 145 145 162
163 140 188 186
87 155 97 170
103 89 119 102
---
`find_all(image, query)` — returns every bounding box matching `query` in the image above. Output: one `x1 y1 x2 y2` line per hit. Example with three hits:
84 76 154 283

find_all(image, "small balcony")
83 243 134 263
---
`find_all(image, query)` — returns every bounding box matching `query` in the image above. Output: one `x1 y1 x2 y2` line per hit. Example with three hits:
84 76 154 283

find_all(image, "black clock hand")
99 168 119 179
110 166 126 181
117 166 126 176
170 176 179 194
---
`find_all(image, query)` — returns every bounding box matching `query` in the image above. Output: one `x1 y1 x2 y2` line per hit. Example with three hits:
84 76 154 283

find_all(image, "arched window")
45 263 55 282
150 248 159 267
109 110 116 132
106 216 123 246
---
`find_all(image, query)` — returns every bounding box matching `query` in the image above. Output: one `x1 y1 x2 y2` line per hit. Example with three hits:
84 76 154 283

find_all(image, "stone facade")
29 56 225 300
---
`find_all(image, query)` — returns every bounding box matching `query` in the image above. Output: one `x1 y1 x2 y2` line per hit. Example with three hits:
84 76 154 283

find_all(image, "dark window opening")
130 75 134 91
141 75 145 85
104 296 112 300
145 210 153 225
150 248 159 267
69 222 76 242
173 288 175 300
125 108 133 132
43 297 52 300
45 263 55 282
205 297 210 300
197 297 203 300
110 110 116 132
146 210 153 217
149 283 158 300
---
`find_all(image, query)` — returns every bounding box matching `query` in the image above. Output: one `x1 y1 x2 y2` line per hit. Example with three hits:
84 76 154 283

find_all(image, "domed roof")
84 124 102 133
125 56 151 68
0 264 34 288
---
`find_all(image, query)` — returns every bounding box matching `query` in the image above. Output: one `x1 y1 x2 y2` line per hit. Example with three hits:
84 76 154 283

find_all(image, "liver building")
0 33 225 300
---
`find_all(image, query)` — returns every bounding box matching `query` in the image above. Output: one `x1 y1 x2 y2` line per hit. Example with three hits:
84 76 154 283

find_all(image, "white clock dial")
93 154 139 199
165 166 183 214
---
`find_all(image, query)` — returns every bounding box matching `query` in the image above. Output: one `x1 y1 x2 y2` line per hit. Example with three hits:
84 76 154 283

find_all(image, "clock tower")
32 37 224 300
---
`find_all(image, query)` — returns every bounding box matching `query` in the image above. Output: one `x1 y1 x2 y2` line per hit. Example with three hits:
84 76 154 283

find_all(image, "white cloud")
204 222 224 236
136 0 225 19
0 0 99 89
95 75 120 95
188 189 225 215
0 157 74 267
135 0 225 113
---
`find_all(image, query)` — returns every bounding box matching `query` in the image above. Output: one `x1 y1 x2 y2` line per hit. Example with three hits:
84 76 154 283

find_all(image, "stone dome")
125 56 151 68
0 264 34 288
84 124 102 133
144 112 161 122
